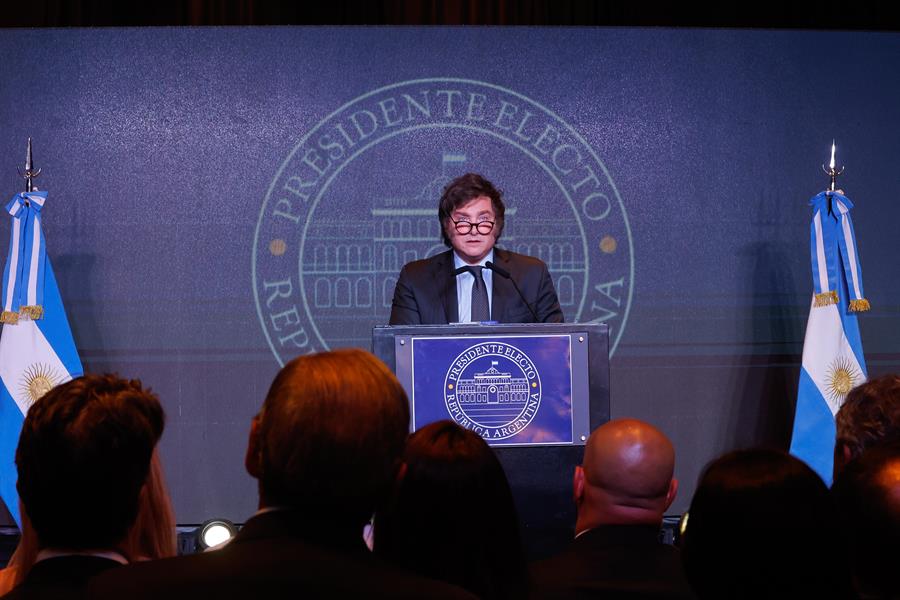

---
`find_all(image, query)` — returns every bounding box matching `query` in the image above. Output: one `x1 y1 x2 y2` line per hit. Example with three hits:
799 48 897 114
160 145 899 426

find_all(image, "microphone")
483 261 509 279
485 261 539 322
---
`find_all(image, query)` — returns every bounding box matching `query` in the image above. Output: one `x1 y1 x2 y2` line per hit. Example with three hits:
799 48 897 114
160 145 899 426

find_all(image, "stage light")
197 519 237 550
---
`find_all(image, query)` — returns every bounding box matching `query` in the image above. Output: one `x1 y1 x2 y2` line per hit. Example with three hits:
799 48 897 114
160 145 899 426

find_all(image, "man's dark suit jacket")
389 248 564 324
1 555 123 600
529 525 696 600
88 510 475 600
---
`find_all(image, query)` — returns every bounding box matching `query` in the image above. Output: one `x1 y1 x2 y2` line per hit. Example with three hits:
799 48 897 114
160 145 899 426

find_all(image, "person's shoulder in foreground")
88 511 475 599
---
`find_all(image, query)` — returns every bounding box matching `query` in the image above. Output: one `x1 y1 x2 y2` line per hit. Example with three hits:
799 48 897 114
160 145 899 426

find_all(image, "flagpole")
822 140 844 193
18 137 41 194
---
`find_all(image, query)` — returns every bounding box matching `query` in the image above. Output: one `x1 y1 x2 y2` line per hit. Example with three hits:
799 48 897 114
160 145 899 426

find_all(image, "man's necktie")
468 266 490 322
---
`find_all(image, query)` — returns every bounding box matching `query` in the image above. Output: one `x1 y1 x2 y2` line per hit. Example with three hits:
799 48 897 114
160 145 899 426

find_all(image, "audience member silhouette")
681 448 850 600
2 374 164 599
90 349 474 599
834 374 900 478
375 420 527 600
530 418 694 599
0 450 176 595
832 440 900 599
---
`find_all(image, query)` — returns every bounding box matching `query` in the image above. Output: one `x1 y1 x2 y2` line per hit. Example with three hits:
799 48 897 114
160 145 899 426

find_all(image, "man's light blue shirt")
453 250 494 323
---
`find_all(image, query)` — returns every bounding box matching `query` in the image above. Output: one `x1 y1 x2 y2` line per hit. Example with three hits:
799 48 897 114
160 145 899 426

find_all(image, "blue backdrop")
1 27 899 523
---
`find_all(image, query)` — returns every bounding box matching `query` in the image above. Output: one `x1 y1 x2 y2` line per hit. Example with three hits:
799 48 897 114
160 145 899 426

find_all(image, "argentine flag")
0 191 82 527
790 191 868 486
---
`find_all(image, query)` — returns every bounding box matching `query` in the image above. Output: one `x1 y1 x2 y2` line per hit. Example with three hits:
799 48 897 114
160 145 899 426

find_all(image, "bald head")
574 419 677 529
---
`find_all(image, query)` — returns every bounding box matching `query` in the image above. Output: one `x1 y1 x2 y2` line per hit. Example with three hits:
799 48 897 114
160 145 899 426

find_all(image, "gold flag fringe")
20 305 43 320
0 306 46 324
814 291 839 307
849 298 871 313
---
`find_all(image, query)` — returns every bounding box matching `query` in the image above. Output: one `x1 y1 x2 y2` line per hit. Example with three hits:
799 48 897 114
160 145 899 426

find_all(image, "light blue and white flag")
0 191 82 527
790 190 868 486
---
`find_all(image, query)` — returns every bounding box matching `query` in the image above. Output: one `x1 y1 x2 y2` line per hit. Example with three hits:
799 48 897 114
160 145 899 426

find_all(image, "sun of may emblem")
19 363 61 406
825 355 861 407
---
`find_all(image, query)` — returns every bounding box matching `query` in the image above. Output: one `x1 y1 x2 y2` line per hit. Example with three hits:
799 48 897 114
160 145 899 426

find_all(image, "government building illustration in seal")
254 78 633 365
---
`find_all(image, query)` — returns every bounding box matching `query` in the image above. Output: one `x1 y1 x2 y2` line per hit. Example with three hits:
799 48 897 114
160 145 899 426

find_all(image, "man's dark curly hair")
437 173 505 247
835 374 900 464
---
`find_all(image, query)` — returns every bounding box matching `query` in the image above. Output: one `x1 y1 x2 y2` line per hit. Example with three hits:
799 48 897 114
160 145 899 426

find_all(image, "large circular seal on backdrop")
254 78 633 365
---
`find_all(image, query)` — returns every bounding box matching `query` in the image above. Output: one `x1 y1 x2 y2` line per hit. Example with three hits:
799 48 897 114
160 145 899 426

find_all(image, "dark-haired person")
832 441 900 599
2 374 165 599
834 374 900 479
681 448 852 600
90 349 474 600
0 450 177 595
375 420 528 600
530 419 694 600
389 173 563 324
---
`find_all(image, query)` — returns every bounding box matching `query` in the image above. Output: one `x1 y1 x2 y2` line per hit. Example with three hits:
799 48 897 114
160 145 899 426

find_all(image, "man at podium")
389 173 564 325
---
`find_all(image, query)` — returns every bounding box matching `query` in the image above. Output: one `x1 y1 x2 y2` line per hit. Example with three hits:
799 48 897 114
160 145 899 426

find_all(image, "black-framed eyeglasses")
453 220 495 235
